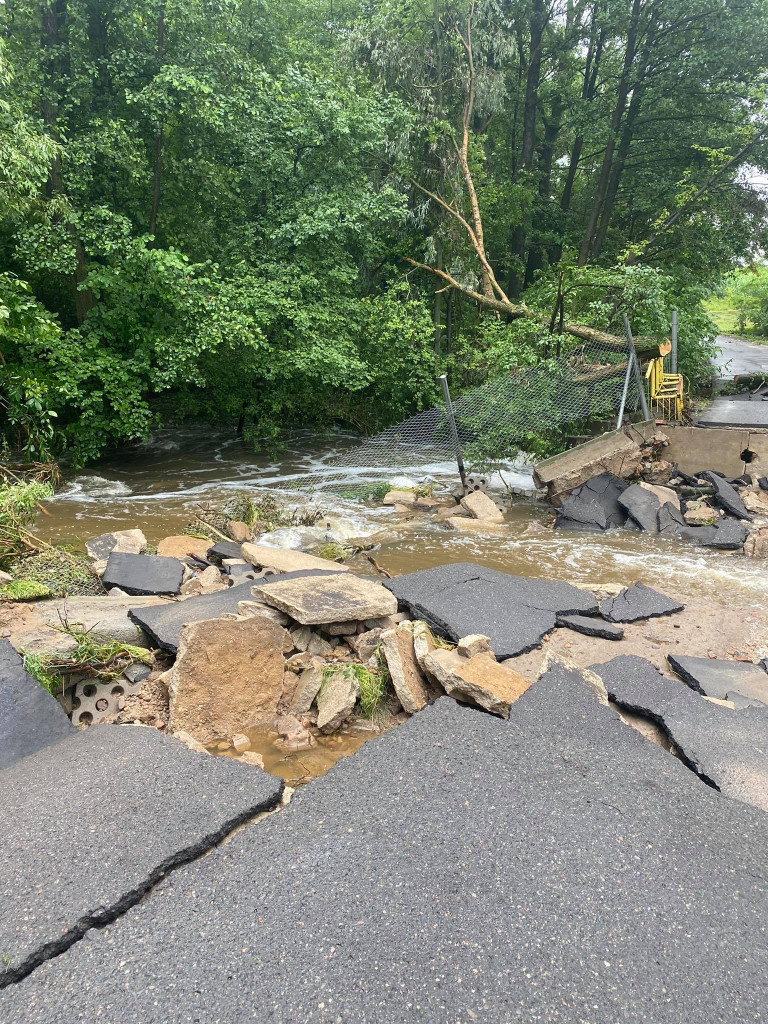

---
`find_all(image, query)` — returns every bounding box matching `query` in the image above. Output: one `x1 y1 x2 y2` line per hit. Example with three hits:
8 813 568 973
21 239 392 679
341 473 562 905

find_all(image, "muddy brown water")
30 428 768 781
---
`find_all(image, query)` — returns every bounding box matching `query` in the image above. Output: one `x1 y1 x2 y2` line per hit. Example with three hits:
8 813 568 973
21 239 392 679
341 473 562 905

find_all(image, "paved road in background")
714 334 768 378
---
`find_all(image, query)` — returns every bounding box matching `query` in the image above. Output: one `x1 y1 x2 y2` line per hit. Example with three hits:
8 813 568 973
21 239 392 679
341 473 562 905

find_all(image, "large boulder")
253 573 397 626
422 647 531 717
168 615 293 744
102 552 184 596
241 543 350 574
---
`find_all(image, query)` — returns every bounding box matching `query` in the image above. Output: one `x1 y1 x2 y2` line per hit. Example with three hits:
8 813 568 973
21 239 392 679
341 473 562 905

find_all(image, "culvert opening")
742 448 757 464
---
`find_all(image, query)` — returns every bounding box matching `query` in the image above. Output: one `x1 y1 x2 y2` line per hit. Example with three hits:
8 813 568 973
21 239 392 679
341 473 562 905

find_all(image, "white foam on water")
57 476 133 500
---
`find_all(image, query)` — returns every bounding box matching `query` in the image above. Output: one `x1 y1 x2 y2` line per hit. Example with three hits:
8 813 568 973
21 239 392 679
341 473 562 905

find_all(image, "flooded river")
36 427 767 606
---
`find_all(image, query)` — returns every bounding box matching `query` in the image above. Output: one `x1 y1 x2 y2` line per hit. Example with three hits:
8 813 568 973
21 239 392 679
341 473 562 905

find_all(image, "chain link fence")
300 338 641 496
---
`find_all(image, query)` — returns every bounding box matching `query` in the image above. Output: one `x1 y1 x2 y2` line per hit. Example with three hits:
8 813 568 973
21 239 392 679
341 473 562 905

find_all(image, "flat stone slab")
241 543 350 573
384 562 598 659
127 582 254 653
556 613 624 640
102 552 184 596
0 639 73 771
0 725 282 986
7 663 768 1021
592 654 768 813
253 573 396 625
206 540 244 561
668 654 768 704
600 581 684 622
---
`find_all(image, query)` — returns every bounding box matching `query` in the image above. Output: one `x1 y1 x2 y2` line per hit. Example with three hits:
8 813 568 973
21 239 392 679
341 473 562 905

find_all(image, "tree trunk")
578 0 643 265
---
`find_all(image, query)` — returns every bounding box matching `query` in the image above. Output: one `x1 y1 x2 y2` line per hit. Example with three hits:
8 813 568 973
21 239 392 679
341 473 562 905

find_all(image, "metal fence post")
439 374 468 493
670 308 678 374
621 314 651 422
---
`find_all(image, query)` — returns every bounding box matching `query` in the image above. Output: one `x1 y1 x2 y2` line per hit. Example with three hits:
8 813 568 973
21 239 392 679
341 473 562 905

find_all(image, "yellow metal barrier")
645 341 683 421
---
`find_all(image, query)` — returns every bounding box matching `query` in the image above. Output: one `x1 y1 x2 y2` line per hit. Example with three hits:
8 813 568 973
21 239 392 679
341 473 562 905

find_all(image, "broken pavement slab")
700 471 753 521
553 472 629 532
241 543 350 574
667 653 768 705
127 582 255 653
422 646 530 716
8 663 768 1022
532 424 649 504
0 638 73 771
253 572 397 625
600 582 684 623
384 562 598 660
617 482 661 532
592 654 768 813
556 613 624 640
0 725 282 988
102 552 184 596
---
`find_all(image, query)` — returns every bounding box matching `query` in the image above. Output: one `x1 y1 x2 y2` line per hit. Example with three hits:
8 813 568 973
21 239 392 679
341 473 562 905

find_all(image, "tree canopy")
1 0 767 463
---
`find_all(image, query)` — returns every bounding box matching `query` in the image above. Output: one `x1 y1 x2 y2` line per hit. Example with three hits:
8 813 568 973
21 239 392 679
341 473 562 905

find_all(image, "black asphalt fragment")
600 581 684 622
592 653 768 812
102 552 184 596
556 613 624 640
0 639 73 771
0 725 283 986
4 663 768 1022
384 562 598 658
667 653 768 704
127 581 255 652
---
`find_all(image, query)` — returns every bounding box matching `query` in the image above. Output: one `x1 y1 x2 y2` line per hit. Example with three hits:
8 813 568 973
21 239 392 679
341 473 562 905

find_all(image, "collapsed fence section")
299 335 643 497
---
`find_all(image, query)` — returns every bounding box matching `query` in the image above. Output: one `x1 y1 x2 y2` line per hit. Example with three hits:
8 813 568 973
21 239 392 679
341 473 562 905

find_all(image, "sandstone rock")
167 615 292 744
254 573 397 626
284 652 316 672
241 543 350 574
457 634 492 658
239 751 265 768
86 529 147 561
236 600 290 626
290 625 312 651
289 660 325 716
107 587 128 597
639 481 680 511
380 622 431 714
349 627 382 663
323 620 358 636
316 666 360 733
412 620 437 669
444 517 504 534
642 459 675 485
382 489 417 506
432 504 466 520
744 526 768 558
460 490 504 522
683 500 720 525
180 577 204 596
156 536 211 560
0 569 13 584
741 490 768 515
232 733 250 752
307 633 334 656
275 714 314 750
422 648 531 717
363 614 406 630
227 521 252 543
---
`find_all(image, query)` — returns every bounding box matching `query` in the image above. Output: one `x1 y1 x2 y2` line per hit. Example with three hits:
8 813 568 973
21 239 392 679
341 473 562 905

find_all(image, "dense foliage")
1 0 767 463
